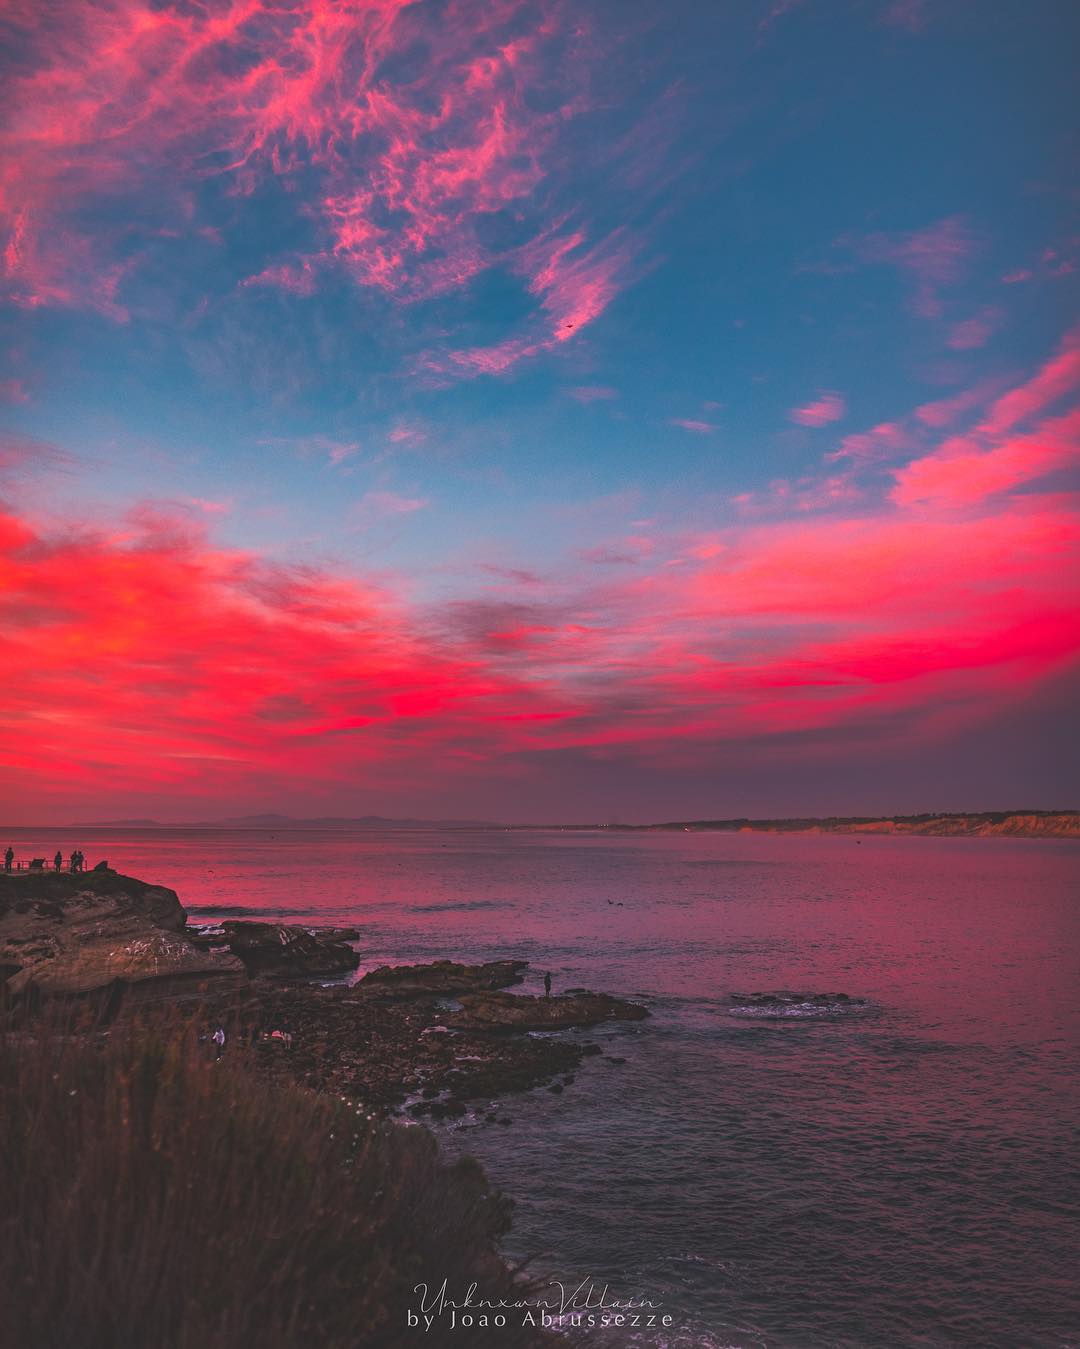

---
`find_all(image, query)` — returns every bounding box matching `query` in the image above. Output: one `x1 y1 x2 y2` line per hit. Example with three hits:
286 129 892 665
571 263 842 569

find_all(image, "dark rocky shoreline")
1 868 649 1121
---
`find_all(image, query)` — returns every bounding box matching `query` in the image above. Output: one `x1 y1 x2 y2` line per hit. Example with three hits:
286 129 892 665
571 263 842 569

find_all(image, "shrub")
0 1019 545 1349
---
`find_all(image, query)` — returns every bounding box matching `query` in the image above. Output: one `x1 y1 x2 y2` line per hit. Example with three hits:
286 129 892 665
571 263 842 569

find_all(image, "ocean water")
6 826 1079 1348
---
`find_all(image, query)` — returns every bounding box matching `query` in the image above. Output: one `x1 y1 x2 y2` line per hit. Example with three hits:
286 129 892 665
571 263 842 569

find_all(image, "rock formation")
727 990 868 1017
355 957 528 998
2 871 648 1119
214 920 360 978
0 869 245 1007
447 989 649 1031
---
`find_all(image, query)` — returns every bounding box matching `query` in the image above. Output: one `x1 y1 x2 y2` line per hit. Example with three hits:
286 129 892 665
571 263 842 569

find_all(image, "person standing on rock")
544 972 552 998
69 850 79 872
53 851 62 871
4 846 12 872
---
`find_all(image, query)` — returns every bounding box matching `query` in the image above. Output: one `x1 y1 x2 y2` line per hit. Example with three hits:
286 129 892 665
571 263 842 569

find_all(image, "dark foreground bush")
0 1021 546 1349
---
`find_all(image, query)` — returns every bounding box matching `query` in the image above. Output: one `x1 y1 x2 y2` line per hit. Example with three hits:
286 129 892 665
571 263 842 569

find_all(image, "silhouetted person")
3 847 12 872
54 851 62 872
544 972 552 998
69 851 78 873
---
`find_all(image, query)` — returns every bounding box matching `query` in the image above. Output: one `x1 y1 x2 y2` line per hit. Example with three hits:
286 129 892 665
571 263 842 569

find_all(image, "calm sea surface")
7 826 1079 1348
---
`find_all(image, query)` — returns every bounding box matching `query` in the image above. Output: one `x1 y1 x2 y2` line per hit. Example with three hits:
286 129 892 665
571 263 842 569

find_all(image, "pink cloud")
0 0 637 376
839 216 975 317
734 472 863 516
241 261 320 297
915 384 996 428
353 491 430 523
326 441 363 467
891 409 1080 508
436 228 638 379
523 227 636 342
670 418 717 434
690 502 1075 630
998 246 1077 287
827 421 910 463
790 391 846 427
887 331 1080 507
947 307 1002 351
442 337 542 379
977 326 1080 438
387 423 428 448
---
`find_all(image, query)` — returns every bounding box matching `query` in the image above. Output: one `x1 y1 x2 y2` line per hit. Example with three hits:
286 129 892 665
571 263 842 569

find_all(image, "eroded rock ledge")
355 958 528 998
208 919 361 978
1 868 649 1121
447 989 650 1031
0 870 245 1004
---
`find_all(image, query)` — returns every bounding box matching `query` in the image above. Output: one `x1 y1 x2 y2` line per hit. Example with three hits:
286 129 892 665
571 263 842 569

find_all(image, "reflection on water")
6 826 1078 1347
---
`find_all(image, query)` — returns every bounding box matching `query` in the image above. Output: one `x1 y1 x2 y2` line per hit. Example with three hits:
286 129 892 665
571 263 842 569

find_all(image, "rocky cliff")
636 811 1080 838
0 869 246 1007
812 812 1079 838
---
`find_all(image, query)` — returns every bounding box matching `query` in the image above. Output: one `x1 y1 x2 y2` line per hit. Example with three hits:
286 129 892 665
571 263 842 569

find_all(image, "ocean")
6 825 1078 1348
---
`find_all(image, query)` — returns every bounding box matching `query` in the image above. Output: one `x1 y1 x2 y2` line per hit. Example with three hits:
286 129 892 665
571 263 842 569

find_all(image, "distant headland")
524 810 1079 838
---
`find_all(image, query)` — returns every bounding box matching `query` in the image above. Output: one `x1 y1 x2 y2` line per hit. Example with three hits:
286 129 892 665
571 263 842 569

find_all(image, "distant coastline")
19 808 1079 838
61 813 497 830
521 810 1079 839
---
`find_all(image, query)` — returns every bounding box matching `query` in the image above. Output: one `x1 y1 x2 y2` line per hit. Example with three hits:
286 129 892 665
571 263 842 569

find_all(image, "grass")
0 1015 547 1349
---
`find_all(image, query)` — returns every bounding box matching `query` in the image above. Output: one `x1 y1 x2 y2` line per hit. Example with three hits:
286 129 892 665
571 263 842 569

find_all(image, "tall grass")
0 1018 546 1349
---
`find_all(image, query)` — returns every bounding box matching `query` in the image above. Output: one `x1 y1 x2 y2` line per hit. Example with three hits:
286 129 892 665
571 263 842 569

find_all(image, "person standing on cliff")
69 850 78 872
544 972 552 998
53 851 62 872
4 846 12 872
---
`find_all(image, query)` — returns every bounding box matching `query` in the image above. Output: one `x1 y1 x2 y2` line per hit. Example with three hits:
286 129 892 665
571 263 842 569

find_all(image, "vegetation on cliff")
0 1020 547 1349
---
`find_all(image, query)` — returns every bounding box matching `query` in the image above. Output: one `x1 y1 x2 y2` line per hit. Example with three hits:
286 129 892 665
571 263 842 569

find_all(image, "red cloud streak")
1 475 1076 811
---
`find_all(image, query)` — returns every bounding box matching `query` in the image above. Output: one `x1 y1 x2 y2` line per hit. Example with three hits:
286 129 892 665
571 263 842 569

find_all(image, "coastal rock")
447 989 649 1031
250 983 586 1111
355 958 528 999
0 870 246 1006
728 990 867 1017
218 921 360 979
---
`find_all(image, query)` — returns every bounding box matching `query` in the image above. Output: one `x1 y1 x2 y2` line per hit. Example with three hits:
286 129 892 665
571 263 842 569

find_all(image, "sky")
0 0 1078 825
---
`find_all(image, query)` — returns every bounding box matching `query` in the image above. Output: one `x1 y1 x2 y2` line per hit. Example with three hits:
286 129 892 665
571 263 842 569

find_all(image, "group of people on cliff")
4 847 87 873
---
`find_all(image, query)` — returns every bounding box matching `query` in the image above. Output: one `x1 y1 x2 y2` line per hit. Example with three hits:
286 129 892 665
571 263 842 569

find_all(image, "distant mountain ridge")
67 814 495 830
